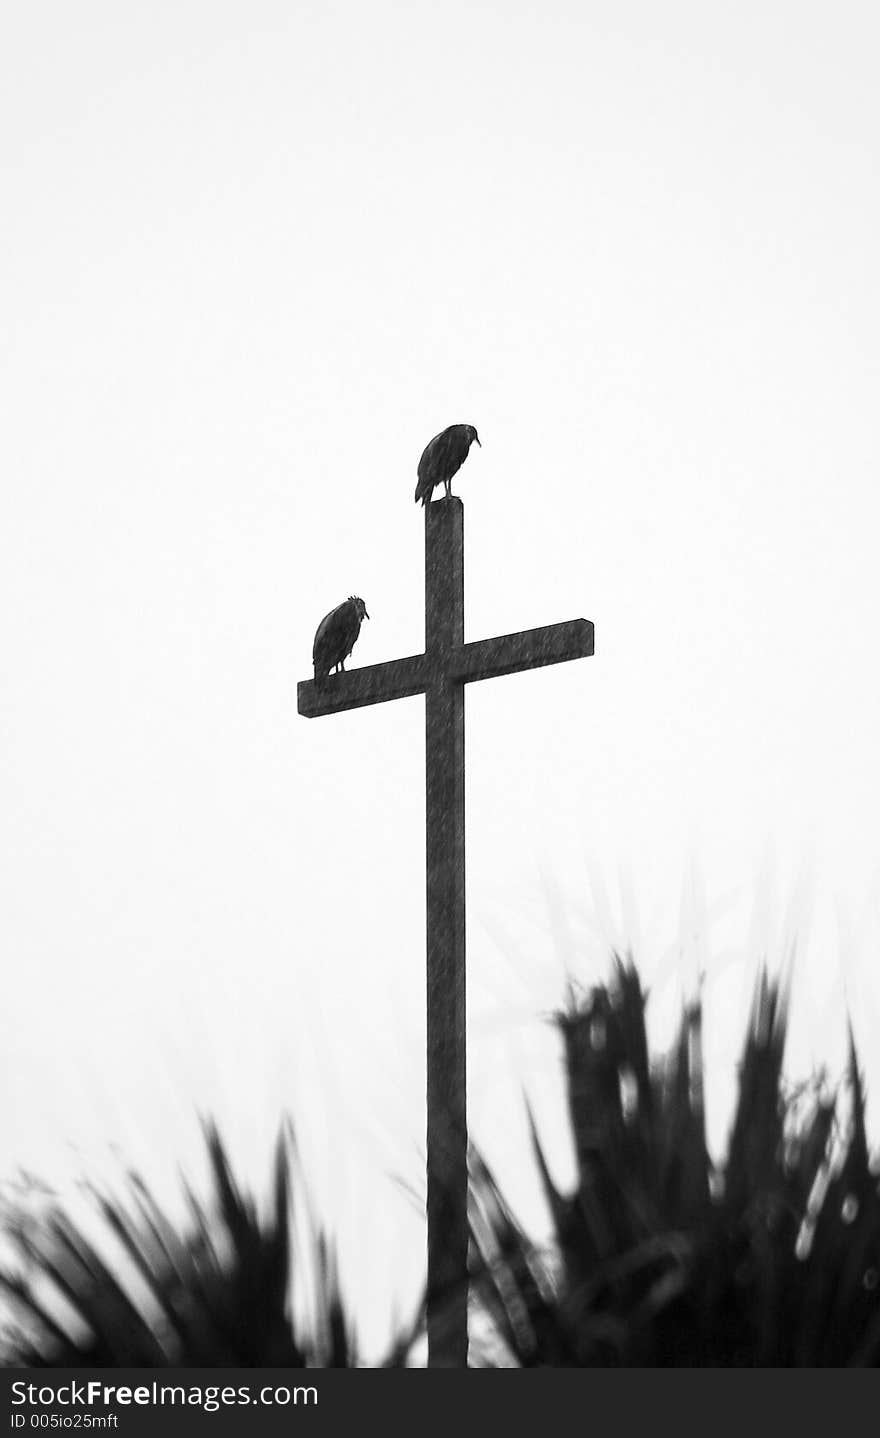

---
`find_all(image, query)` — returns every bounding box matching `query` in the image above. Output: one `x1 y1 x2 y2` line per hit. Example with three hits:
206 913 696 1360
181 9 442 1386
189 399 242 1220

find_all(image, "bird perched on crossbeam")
414 423 481 506
312 596 369 684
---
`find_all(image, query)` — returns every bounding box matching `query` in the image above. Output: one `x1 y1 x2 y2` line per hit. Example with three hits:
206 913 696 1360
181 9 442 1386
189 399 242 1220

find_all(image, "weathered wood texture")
297 495 593 1366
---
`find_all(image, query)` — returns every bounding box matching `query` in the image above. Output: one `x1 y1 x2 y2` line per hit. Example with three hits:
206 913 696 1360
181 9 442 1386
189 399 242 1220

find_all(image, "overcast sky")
2 1 879 1356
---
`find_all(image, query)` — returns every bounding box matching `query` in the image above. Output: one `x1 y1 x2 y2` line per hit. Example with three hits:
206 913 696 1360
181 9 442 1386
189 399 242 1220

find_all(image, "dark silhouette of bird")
312 596 369 684
414 423 481 506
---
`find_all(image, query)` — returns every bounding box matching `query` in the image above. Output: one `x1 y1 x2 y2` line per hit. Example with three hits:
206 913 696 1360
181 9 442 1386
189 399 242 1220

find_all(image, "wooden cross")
297 497 593 1366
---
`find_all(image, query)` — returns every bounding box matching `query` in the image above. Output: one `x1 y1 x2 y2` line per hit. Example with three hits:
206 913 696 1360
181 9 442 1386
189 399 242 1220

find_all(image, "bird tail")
314 665 328 688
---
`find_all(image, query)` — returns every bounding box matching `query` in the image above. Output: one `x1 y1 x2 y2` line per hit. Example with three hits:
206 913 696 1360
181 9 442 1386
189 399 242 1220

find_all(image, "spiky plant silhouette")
469 961 880 1366
0 1122 409 1367
2 964 877 1367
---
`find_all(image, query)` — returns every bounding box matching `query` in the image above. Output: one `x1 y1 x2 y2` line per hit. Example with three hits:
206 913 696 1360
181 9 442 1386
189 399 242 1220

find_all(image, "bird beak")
475 436 481 447
364 608 370 620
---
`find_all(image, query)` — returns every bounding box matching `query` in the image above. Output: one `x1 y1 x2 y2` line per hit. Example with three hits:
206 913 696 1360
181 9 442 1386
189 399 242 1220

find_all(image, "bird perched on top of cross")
414 423 481 506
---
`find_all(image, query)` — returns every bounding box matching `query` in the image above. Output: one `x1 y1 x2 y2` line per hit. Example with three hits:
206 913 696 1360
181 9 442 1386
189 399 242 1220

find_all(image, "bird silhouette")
312 596 369 684
414 424 481 506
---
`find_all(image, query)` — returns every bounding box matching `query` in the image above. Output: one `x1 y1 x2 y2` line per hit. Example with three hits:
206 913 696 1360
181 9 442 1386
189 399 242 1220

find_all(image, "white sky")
2 1 879 1357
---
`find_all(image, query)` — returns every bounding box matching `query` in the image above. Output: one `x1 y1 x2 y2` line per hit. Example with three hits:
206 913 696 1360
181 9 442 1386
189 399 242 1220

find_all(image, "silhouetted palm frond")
470 959 880 1366
1 1122 409 1367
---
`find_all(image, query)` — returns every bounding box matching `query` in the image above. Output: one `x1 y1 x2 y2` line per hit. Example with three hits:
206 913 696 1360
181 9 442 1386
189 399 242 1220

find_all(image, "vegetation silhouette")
1 963 877 1366
0 1122 415 1367
469 959 880 1366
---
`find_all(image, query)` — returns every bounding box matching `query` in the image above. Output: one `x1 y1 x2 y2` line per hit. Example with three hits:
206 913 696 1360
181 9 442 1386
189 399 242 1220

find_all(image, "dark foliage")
469 959 880 1366
3 961 878 1367
1 1123 409 1367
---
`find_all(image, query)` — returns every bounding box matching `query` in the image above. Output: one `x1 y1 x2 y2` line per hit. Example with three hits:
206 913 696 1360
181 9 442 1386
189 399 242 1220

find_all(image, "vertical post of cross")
424 497 468 1366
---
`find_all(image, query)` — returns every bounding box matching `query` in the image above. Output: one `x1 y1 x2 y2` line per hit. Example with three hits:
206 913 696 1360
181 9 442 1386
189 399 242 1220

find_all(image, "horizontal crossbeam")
297 652 428 718
297 619 594 718
451 618 594 684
